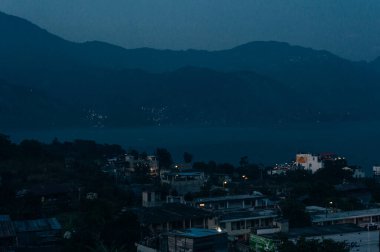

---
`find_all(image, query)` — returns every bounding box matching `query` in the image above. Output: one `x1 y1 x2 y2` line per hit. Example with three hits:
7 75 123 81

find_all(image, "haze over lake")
5 122 380 174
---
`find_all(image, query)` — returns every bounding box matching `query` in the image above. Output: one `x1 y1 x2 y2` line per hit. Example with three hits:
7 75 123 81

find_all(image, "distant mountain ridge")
0 11 380 129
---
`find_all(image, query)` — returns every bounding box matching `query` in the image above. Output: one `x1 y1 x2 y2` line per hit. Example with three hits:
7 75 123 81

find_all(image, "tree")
183 152 193 163
127 149 139 160
217 163 235 175
155 148 172 169
100 211 140 251
279 199 311 228
0 133 13 160
239 156 249 168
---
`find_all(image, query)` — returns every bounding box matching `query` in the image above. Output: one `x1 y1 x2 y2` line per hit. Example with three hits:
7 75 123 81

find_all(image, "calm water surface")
4 122 380 174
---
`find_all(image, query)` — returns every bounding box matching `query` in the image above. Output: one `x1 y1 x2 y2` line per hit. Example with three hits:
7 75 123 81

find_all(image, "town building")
192 193 274 211
295 153 348 173
295 153 324 173
135 203 216 234
0 215 17 250
217 209 278 241
124 154 159 177
341 166 366 178
166 195 185 204
160 171 206 195
142 190 162 208
160 228 228 252
13 217 62 248
311 208 380 227
373 165 380 179
15 184 75 214
250 224 379 252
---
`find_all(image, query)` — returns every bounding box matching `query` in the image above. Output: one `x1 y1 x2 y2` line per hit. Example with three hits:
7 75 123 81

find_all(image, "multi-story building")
311 208 380 227
135 203 216 233
295 152 347 173
295 153 324 173
250 224 379 252
372 165 380 182
0 215 16 251
218 209 278 241
192 193 274 211
125 155 159 177
160 171 206 195
191 193 279 241
160 228 228 252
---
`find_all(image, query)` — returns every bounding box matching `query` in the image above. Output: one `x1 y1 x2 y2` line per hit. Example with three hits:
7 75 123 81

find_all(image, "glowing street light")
223 181 228 188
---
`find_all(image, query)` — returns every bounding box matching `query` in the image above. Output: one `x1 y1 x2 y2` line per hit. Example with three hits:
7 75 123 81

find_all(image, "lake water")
4 122 380 174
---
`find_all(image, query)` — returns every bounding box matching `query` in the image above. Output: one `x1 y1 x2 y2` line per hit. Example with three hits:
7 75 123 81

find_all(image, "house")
295 153 347 173
160 171 206 195
124 154 159 177
135 203 215 234
217 209 278 241
0 215 17 250
161 228 228 252
311 208 380 227
166 195 185 204
341 166 366 178
13 218 62 248
16 184 75 214
295 153 323 173
142 190 162 207
373 165 380 182
192 193 275 211
250 224 379 252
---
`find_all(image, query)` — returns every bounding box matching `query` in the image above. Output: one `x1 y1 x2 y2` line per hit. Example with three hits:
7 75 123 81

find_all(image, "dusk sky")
1 0 379 61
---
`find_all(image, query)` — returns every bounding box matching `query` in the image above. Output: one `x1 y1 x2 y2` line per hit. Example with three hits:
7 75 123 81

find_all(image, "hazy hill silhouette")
1 11 380 129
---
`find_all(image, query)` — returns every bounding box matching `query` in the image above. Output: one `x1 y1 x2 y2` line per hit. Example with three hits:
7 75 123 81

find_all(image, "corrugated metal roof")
167 228 226 238
13 218 62 232
0 221 16 238
0 215 11 222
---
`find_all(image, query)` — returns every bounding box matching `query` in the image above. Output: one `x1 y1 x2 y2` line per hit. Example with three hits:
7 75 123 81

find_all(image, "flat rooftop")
167 172 203 176
219 209 277 222
13 218 62 232
194 194 264 203
0 222 16 238
136 203 212 225
262 224 365 240
166 228 225 238
312 208 380 223
0 215 11 222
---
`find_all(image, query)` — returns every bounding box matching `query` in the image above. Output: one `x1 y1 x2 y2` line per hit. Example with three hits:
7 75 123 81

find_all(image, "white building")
373 166 380 177
295 153 323 173
342 166 366 178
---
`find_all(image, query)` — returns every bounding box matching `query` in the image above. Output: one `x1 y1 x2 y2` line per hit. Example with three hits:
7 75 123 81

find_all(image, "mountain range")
1 11 380 129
